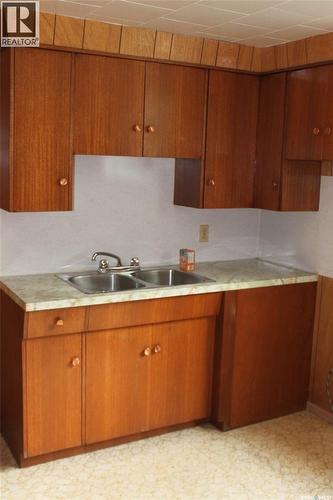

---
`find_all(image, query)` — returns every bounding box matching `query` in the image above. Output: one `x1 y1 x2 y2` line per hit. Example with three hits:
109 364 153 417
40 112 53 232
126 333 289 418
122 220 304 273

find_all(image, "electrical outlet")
199 224 209 243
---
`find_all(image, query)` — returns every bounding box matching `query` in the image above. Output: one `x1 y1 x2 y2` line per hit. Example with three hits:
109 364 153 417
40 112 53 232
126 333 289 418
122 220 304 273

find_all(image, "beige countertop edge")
1 274 318 312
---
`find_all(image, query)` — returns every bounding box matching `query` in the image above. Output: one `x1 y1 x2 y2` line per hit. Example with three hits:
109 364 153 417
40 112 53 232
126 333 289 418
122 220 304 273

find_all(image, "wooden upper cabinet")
144 63 207 158
73 55 145 156
204 71 259 208
285 65 333 161
1 48 73 212
25 334 82 457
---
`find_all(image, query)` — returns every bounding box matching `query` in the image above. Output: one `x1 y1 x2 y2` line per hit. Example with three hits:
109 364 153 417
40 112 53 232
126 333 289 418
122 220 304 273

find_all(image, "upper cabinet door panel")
204 71 259 208
13 49 73 212
285 67 329 161
144 63 207 159
74 55 145 156
323 65 333 160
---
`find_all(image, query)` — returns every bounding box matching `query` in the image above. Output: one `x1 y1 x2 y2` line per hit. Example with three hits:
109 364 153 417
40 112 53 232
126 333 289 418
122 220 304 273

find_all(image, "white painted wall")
0 156 261 276
259 176 333 278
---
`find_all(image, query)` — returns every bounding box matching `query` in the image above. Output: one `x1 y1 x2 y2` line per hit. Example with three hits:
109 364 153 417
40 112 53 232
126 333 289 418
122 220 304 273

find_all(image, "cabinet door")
204 71 258 208
218 284 316 430
13 49 73 211
285 67 329 161
25 334 82 457
144 63 206 158
323 65 333 160
85 327 151 444
74 55 145 156
149 318 215 430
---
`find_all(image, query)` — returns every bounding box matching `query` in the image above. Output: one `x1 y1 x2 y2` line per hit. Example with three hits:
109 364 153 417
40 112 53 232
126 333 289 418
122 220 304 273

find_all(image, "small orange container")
179 249 195 272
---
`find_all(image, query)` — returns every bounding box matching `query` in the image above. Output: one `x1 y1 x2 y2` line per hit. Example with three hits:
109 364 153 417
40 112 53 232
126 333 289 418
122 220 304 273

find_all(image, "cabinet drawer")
87 293 222 332
26 307 86 338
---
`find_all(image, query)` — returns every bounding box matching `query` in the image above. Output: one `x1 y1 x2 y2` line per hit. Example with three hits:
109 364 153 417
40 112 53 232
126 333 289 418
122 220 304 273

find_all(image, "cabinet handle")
143 347 151 356
59 178 68 187
312 127 320 136
153 345 161 354
272 182 278 190
324 126 332 136
133 124 142 132
55 318 64 326
147 125 155 133
71 357 80 367
208 178 215 187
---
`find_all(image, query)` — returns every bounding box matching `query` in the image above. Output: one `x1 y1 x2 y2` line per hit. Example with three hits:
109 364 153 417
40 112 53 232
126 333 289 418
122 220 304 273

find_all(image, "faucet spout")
91 251 123 267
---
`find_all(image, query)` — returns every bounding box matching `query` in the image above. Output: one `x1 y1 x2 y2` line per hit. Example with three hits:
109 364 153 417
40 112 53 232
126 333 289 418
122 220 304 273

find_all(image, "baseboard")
306 401 333 424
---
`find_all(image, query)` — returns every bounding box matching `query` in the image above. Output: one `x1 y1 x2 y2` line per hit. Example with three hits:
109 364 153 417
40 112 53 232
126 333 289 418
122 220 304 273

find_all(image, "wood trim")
321 161 333 176
306 401 333 424
40 13 333 73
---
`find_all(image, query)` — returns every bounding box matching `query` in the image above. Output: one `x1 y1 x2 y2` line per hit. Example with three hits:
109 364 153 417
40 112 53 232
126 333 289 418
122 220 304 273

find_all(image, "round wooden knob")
55 318 64 326
324 126 332 136
312 127 320 136
143 347 151 357
147 125 155 133
208 178 215 187
133 124 142 132
153 345 161 354
59 178 68 186
71 357 80 367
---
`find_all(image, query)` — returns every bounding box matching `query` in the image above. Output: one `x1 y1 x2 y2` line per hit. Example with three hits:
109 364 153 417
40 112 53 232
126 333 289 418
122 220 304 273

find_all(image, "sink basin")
59 272 145 294
131 269 214 287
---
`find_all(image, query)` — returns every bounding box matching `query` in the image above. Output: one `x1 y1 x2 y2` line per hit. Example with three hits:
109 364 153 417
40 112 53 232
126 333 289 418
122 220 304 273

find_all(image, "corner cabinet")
0 48 73 212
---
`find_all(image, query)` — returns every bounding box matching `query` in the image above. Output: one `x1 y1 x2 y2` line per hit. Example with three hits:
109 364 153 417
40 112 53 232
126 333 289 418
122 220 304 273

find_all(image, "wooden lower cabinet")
25 335 82 457
213 283 317 429
85 318 215 444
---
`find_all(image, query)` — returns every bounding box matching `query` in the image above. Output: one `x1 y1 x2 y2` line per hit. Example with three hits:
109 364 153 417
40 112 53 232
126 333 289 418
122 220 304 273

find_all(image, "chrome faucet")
91 252 140 273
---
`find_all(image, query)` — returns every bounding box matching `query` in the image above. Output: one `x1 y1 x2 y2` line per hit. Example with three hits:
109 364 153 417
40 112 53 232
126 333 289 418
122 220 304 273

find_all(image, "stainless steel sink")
58 271 145 294
131 269 214 286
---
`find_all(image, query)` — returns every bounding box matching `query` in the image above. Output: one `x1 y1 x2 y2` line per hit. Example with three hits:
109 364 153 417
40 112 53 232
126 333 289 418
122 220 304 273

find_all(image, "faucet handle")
130 257 140 267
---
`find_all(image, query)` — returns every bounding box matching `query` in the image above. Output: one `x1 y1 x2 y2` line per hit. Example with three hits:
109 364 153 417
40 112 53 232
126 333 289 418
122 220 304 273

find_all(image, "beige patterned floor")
1 412 332 500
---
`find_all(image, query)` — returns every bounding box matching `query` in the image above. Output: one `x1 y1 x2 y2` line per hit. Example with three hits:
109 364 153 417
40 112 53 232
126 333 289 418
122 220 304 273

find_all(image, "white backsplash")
259 176 333 278
0 156 261 276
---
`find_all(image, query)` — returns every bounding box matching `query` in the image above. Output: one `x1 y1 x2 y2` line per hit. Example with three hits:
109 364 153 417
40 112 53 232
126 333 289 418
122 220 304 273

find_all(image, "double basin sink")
57 268 214 294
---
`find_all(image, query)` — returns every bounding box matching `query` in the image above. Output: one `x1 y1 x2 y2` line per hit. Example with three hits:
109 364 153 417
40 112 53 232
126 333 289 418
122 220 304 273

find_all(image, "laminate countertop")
0 258 317 312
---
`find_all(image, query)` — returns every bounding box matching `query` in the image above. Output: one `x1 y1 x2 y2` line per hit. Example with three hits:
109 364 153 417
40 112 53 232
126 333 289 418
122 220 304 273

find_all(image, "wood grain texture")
149 318 215 430
26 307 86 339
154 31 172 60
220 284 317 429
120 26 155 58
0 49 13 211
280 160 321 211
13 49 73 211
201 39 218 66
306 33 333 64
83 20 121 53
144 62 207 158
170 34 203 64
251 47 262 72
87 294 222 331
54 15 84 48
287 39 307 67
274 43 288 69
174 159 204 208
73 54 145 156
324 65 333 160
261 46 276 72
310 276 333 413
237 45 253 71
25 334 82 457
255 73 286 211
204 71 259 208
216 41 240 68
0 292 25 463
321 161 333 176
40 12 55 45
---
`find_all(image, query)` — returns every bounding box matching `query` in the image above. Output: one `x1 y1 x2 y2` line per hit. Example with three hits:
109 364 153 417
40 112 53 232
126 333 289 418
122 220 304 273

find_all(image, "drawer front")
87 293 222 332
26 307 86 338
